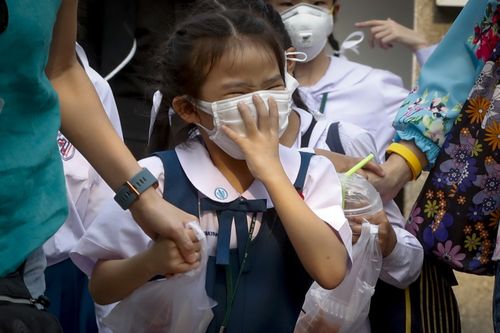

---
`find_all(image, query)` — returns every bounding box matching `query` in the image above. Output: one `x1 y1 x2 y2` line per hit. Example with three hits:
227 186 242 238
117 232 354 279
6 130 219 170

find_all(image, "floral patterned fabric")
393 0 497 168
406 39 500 274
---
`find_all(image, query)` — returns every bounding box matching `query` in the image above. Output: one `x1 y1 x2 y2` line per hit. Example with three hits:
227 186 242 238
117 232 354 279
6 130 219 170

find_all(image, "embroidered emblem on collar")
214 187 228 200
57 132 75 161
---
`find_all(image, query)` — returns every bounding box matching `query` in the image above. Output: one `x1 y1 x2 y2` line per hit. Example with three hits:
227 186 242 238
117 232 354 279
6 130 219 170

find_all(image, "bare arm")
90 232 201 305
368 140 428 203
46 0 196 261
355 19 430 52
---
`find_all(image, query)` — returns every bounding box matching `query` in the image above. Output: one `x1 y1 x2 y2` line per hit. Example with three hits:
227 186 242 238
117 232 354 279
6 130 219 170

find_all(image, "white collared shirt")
292 107 423 289
71 139 352 277
298 56 408 159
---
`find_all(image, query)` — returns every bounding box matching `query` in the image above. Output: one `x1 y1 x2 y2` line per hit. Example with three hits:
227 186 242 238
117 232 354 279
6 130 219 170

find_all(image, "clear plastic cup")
341 173 383 218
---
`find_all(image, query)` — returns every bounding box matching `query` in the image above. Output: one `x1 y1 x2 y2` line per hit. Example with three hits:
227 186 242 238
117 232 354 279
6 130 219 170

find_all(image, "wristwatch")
114 168 159 210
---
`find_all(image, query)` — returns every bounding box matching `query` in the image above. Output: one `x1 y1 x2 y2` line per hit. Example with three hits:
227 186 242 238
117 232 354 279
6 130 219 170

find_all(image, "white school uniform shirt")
71 139 352 280
292 107 423 289
298 48 434 161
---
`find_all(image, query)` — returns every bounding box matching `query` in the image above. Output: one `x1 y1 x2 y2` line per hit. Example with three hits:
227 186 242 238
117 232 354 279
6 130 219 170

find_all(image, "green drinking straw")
345 153 375 177
342 153 375 208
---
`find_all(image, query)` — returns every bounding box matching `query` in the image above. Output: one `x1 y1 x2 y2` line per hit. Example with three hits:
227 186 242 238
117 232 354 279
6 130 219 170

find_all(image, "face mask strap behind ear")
285 51 308 63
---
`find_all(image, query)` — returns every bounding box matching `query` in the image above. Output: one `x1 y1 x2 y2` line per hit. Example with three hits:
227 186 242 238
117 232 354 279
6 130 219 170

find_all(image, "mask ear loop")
334 31 365 57
285 51 308 63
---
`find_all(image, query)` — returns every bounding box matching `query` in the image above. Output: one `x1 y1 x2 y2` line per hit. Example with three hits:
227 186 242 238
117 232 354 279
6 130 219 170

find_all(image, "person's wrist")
387 153 412 184
386 142 422 180
114 168 159 210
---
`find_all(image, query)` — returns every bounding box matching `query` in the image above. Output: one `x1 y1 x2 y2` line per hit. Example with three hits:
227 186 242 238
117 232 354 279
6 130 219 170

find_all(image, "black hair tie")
0 0 8 34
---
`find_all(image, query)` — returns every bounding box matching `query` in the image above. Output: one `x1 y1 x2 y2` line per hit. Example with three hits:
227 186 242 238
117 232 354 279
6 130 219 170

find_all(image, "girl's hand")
355 18 430 51
349 211 397 257
130 189 199 263
222 95 284 183
146 228 201 277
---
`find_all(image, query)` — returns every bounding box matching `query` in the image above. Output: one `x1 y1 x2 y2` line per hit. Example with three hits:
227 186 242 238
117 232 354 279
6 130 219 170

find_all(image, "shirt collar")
175 139 302 208
301 56 373 94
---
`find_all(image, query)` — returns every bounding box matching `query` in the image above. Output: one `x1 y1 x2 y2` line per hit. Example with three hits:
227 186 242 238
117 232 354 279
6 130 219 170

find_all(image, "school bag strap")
325 122 345 155
153 150 199 216
294 151 315 192
300 117 317 148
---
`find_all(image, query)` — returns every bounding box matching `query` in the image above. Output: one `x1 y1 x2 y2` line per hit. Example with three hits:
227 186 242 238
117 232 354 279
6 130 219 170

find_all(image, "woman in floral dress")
368 0 500 332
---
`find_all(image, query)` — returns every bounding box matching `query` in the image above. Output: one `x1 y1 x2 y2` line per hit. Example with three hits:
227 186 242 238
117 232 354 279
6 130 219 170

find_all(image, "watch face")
0 0 7 34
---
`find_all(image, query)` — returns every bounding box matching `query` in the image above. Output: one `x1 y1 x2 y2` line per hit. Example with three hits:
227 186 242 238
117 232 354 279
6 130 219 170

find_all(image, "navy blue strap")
325 122 345 155
294 152 314 191
200 198 266 266
300 117 317 148
153 150 199 216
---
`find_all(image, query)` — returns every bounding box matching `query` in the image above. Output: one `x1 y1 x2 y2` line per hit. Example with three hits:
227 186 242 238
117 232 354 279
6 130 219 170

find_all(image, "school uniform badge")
57 131 75 161
214 187 228 200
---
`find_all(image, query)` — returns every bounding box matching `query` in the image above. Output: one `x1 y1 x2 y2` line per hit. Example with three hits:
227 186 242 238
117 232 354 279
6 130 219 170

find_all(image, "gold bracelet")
386 142 422 180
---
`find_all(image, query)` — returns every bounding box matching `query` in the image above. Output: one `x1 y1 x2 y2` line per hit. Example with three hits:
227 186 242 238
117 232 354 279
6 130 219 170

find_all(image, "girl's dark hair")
148 5 286 152
328 34 340 52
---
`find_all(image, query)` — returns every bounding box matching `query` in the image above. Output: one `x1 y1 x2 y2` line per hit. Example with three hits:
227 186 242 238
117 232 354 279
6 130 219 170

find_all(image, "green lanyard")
319 92 329 114
219 213 257 333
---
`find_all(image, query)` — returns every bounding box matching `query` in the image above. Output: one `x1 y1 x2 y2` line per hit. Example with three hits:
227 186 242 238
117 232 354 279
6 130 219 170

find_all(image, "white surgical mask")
281 4 334 62
193 88 292 160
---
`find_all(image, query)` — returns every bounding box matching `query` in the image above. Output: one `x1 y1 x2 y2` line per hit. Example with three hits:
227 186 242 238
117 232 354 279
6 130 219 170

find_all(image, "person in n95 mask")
267 0 434 163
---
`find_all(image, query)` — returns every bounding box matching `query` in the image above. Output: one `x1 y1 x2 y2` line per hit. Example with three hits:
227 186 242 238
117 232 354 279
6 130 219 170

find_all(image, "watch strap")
114 168 159 210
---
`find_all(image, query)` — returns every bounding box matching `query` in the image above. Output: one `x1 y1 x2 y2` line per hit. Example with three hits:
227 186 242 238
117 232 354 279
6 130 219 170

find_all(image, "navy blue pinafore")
155 150 314 333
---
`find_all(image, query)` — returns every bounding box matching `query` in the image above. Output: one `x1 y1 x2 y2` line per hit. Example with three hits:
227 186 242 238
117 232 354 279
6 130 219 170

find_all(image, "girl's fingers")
354 20 385 28
267 96 279 135
174 260 201 274
221 124 241 143
252 94 270 132
369 25 388 34
237 101 258 136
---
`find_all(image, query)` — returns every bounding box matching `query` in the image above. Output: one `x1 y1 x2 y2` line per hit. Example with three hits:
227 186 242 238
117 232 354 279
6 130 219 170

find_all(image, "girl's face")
268 0 332 13
196 42 285 128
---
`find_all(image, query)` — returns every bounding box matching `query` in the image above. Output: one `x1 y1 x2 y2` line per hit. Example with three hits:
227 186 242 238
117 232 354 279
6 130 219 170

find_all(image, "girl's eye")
277 1 294 7
313 1 328 7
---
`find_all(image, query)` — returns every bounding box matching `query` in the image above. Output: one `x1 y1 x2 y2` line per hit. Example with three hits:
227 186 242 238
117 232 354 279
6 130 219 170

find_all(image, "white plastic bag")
103 221 216 333
295 222 382 333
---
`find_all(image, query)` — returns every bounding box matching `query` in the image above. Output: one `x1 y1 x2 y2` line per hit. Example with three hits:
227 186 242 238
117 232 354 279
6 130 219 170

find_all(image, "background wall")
333 0 414 88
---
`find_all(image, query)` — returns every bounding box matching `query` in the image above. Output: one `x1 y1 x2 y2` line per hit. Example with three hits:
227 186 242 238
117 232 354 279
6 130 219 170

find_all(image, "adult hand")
314 149 385 178
130 189 199 263
146 229 201 277
355 18 430 51
365 153 412 203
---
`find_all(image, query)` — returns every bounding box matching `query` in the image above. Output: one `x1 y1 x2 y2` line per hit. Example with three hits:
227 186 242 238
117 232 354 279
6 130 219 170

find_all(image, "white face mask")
193 87 292 160
281 4 334 62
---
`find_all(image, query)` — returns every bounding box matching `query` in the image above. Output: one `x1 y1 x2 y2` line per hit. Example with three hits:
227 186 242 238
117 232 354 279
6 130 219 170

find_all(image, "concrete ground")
404 176 495 333
454 273 494 333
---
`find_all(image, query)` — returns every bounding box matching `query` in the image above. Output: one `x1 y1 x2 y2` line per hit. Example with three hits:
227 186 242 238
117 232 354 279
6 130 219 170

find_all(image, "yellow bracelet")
386 142 422 180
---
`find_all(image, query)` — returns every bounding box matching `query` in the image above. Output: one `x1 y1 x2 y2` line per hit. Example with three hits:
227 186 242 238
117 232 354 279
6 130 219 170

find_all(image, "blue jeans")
494 263 500 333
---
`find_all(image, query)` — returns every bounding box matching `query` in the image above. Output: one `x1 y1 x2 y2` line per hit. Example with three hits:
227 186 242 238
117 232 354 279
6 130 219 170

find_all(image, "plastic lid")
341 173 383 217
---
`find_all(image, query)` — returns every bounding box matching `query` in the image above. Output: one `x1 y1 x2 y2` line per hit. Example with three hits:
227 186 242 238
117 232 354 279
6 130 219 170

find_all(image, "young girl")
267 0 432 160
71 8 351 332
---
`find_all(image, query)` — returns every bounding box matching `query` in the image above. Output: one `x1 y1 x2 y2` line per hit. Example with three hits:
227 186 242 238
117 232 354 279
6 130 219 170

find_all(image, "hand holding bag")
103 221 216 333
